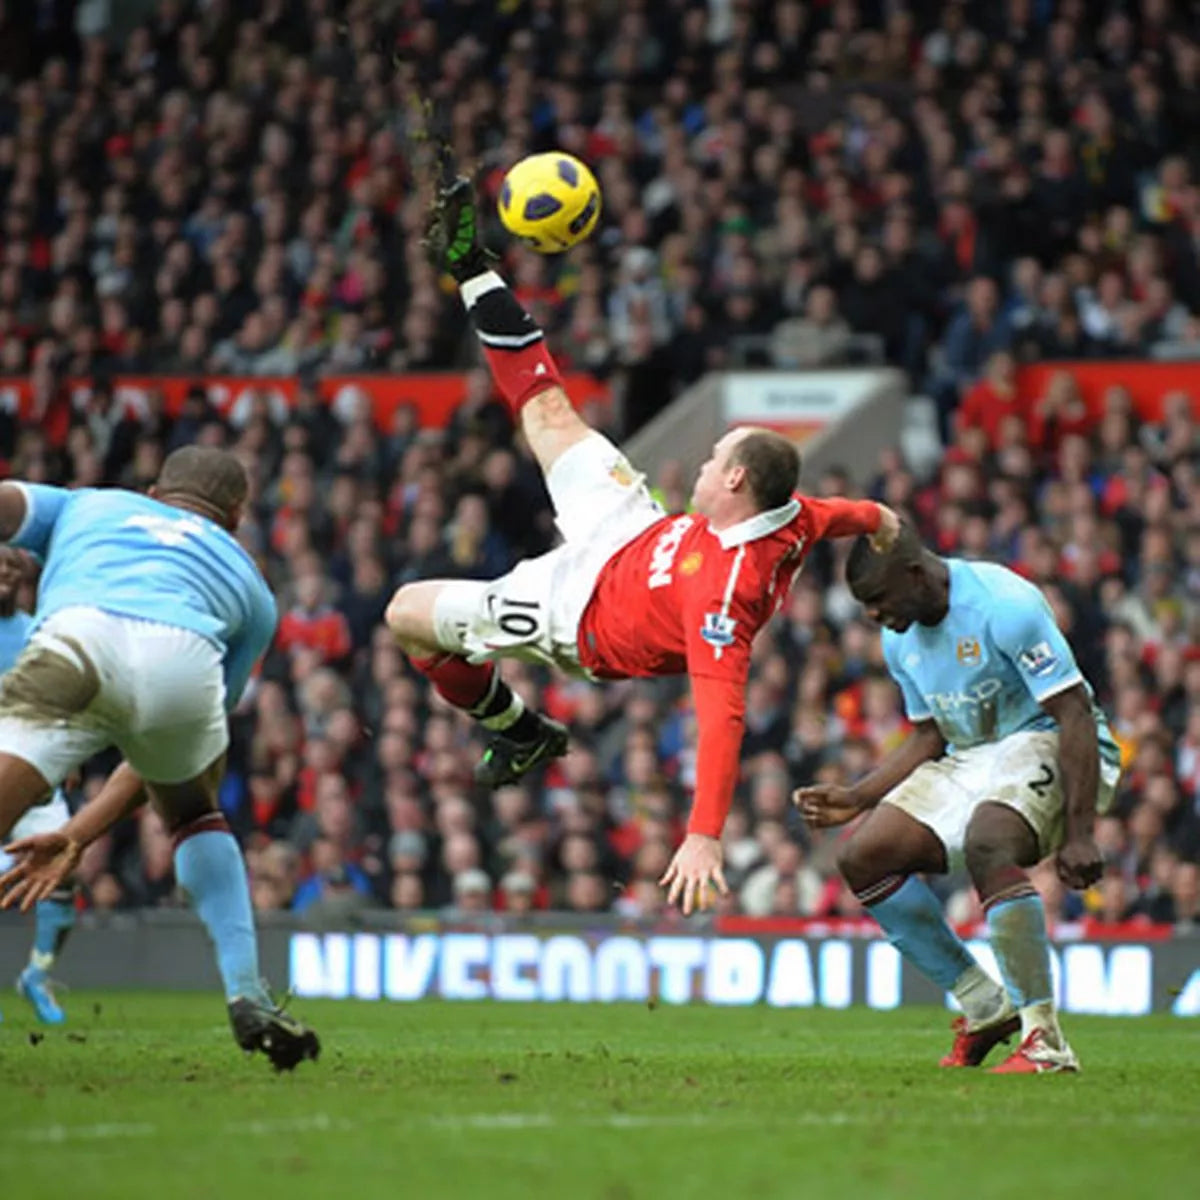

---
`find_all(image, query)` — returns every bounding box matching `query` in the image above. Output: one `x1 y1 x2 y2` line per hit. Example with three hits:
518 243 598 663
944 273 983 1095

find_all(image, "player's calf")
425 177 590 472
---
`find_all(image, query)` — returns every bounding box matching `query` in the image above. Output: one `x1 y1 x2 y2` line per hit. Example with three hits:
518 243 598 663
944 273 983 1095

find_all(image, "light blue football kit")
0 482 278 1008
861 559 1119 1062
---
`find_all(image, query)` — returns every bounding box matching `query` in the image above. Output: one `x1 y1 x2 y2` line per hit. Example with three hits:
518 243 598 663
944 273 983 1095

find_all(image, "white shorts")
0 607 229 788
0 791 70 874
881 730 1121 864
432 432 663 671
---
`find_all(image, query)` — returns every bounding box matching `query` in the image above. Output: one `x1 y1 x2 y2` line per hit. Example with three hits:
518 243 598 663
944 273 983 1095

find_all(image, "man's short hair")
728 431 801 511
846 522 924 594
156 446 248 521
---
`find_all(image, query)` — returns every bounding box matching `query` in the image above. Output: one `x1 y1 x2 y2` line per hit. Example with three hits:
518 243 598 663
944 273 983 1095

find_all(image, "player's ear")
725 463 746 492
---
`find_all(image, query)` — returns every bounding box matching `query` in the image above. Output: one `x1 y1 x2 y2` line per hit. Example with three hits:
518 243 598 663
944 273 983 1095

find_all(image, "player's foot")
988 1028 1080 1074
424 176 496 282
228 995 320 1072
16 965 66 1025
939 1010 1020 1068
475 715 569 788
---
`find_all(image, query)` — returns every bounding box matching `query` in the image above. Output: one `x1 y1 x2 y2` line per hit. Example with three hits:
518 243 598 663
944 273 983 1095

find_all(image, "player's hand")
660 833 729 916
0 832 82 913
794 784 865 828
1055 834 1103 890
870 505 901 553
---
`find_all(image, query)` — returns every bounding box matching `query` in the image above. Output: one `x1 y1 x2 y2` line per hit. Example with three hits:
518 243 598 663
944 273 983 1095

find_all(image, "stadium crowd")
0 0 1198 931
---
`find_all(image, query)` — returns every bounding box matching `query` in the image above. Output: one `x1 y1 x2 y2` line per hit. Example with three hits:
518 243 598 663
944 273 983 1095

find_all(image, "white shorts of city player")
0 606 229 789
431 432 664 673
881 730 1122 867
0 790 71 873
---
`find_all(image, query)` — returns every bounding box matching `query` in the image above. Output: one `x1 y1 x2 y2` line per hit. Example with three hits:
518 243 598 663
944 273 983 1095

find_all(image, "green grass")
0 995 1195 1200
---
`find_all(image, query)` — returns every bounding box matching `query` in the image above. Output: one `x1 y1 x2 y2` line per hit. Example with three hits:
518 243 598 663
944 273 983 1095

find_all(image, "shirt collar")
711 497 801 549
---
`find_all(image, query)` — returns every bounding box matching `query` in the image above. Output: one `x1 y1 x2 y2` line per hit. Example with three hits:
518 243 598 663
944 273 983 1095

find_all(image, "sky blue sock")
174 830 267 1004
987 893 1053 1007
29 897 75 972
868 876 977 991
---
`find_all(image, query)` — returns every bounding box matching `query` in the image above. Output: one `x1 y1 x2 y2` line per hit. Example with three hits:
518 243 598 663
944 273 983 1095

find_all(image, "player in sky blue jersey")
0 447 318 1070
797 525 1120 1074
0 548 75 1024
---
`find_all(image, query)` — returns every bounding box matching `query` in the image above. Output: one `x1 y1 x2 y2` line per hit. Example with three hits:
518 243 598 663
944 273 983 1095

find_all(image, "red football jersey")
577 493 882 837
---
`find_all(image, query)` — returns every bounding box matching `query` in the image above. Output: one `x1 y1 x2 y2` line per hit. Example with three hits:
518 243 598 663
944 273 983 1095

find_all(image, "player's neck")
0 599 15 619
706 498 759 533
922 560 952 625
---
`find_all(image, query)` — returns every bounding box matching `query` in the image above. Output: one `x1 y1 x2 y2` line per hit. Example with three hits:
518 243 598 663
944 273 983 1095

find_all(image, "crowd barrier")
1 912 1195 1016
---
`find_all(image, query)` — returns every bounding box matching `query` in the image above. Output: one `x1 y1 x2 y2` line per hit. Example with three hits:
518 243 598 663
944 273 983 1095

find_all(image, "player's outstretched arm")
425 177 591 474
0 761 146 911
796 720 945 828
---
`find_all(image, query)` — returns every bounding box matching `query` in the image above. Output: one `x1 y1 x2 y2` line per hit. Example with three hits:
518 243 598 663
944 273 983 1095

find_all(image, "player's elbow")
1042 683 1092 729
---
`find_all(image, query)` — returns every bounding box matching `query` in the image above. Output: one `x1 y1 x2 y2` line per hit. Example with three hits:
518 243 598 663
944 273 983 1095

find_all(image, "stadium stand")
0 0 1197 933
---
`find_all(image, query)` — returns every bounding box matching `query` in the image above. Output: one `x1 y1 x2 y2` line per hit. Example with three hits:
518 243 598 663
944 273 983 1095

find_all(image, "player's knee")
836 836 877 894
385 586 421 642
963 823 1018 886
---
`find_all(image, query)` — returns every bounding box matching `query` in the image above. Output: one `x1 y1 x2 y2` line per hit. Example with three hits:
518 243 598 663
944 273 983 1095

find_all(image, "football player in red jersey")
387 180 900 913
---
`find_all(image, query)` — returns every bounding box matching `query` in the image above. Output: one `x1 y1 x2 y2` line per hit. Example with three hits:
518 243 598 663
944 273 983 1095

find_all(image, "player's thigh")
145 751 227 835
856 757 975 884
519 384 594 475
963 731 1073 863
839 782 949 892
543 430 663 544
0 631 112 835
116 625 230 788
386 579 460 654
433 553 566 667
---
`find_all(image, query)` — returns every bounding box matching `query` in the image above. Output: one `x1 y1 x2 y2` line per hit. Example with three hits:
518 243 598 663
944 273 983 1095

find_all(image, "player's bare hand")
794 784 864 828
1055 834 1103 890
0 832 82 913
870 506 901 553
660 833 729 916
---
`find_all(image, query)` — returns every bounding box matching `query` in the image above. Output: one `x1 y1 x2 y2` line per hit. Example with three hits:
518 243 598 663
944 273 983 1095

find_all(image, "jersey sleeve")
882 634 932 722
801 495 881 540
680 553 762 836
223 576 279 712
5 484 72 559
686 674 746 837
989 589 1083 704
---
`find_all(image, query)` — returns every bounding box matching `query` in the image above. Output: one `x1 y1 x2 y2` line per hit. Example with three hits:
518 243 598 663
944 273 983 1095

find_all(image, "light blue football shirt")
9 485 277 712
881 559 1119 763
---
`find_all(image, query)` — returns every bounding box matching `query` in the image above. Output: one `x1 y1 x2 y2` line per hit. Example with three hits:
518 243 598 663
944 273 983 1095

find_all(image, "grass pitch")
0 994 1195 1200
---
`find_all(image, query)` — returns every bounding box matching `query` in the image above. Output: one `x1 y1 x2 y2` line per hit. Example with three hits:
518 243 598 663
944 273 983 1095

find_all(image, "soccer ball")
498 152 602 253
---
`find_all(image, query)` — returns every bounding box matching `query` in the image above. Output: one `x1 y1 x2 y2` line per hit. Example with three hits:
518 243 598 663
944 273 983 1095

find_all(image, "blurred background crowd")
0 0 1198 931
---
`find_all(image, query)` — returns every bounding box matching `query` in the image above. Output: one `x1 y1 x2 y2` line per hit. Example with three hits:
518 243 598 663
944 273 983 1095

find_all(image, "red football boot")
938 1012 1021 1067
989 1028 1080 1074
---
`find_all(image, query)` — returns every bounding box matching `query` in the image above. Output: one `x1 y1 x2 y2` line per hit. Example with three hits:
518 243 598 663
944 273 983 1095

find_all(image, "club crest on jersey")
701 611 737 653
679 551 703 576
956 637 981 666
1019 640 1059 677
608 459 636 487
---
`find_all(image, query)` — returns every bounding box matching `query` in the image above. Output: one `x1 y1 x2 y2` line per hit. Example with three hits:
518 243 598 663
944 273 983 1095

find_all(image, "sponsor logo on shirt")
956 636 981 665
1018 641 1059 678
647 516 694 590
700 612 737 652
